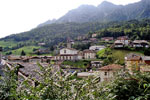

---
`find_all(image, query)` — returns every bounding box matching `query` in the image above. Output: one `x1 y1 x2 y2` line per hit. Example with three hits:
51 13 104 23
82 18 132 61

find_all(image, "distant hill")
38 0 150 27
1 22 113 49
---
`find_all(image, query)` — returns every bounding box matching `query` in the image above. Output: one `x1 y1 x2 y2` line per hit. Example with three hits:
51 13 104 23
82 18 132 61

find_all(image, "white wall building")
83 50 96 59
89 46 106 51
60 48 78 55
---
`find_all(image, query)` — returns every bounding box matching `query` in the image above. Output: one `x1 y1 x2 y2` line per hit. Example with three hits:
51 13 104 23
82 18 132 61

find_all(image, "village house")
82 40 91 44
38 43 45 46
7 55 26 63
101 37 114 41
92 33 97 38
114 40 124 48
132 40 149 48
90 38 98 43
98 64 123 82
33 48 50 55
53 48 80 61
89 45 106 51
125 54 142 71
28 56 42 63
83 50 96 59
76 35 88 41
117 36 130 45
77 71 95 78
124 53 150 72
91 61 103 68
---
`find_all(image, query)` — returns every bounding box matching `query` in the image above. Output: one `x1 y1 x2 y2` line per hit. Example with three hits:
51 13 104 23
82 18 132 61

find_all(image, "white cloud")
0 0 141 38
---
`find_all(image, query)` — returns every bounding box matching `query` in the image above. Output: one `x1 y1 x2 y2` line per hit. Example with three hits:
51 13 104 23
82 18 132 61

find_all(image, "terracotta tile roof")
117 36 128 40
133 40 149 44
83 49 96 53
99 64 123 71
62 48 78 51
114 40 124 44
125 53 142 61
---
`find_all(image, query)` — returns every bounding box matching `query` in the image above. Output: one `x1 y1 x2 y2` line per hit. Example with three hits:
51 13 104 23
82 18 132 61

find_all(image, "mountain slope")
39 0 150 27
1 22 113 49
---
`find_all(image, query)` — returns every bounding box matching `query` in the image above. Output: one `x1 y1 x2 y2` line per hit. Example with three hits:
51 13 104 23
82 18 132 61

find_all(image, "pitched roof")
133 40 149 44
114 40 124 44
125 53 142 61
99 64 123 71
83 49 96 53
61 48 78 51
117 36 128 40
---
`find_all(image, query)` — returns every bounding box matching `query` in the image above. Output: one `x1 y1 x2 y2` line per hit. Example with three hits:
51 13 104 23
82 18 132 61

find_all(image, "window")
64 50 66 54
104 72 107 76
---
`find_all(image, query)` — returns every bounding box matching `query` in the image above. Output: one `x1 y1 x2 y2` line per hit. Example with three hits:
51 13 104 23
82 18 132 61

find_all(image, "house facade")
114 40 124 48
132 40 149 48
92 34 97 38
60 48 78 55
83 50 96 59
124 54 148 72
99 64 123 82
54 48 81 61
117 36 130 45
89 45 106 51
101 37 114 41
91 61 103 68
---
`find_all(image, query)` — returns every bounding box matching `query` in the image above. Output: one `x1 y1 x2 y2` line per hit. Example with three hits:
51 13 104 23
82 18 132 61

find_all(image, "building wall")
77 55 83 60
99 70 114 82
115 45 124 48
54 55 78 61
89 46 105 51
125 60 141 71
60 48 78 55
84 53 96 59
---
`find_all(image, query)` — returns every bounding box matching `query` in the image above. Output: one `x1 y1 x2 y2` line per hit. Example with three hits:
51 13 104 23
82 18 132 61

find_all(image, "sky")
0 0 141 38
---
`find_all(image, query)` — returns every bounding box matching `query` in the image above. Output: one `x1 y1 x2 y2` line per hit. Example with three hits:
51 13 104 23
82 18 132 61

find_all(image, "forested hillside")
94 19 150 40
0 22 112 48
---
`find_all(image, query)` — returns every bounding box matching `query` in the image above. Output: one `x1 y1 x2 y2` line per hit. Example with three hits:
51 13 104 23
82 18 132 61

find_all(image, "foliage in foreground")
1 64 150 100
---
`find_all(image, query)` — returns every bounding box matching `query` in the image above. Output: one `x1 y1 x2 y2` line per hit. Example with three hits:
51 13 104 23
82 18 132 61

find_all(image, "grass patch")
62 60 90 68
0 40 17 48
111 49 143 64
97 49 105 58
5 46 41 56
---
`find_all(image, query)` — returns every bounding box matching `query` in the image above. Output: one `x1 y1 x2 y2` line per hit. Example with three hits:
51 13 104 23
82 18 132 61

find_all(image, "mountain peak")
98 1 116 9
99 1 115 6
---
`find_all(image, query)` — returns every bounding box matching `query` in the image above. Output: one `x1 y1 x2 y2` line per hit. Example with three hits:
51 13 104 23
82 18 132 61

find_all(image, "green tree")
21 50 26 56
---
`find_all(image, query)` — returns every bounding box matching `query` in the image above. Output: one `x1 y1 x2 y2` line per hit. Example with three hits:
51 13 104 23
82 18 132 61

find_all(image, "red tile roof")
83 49 96 53
125 54 142 61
